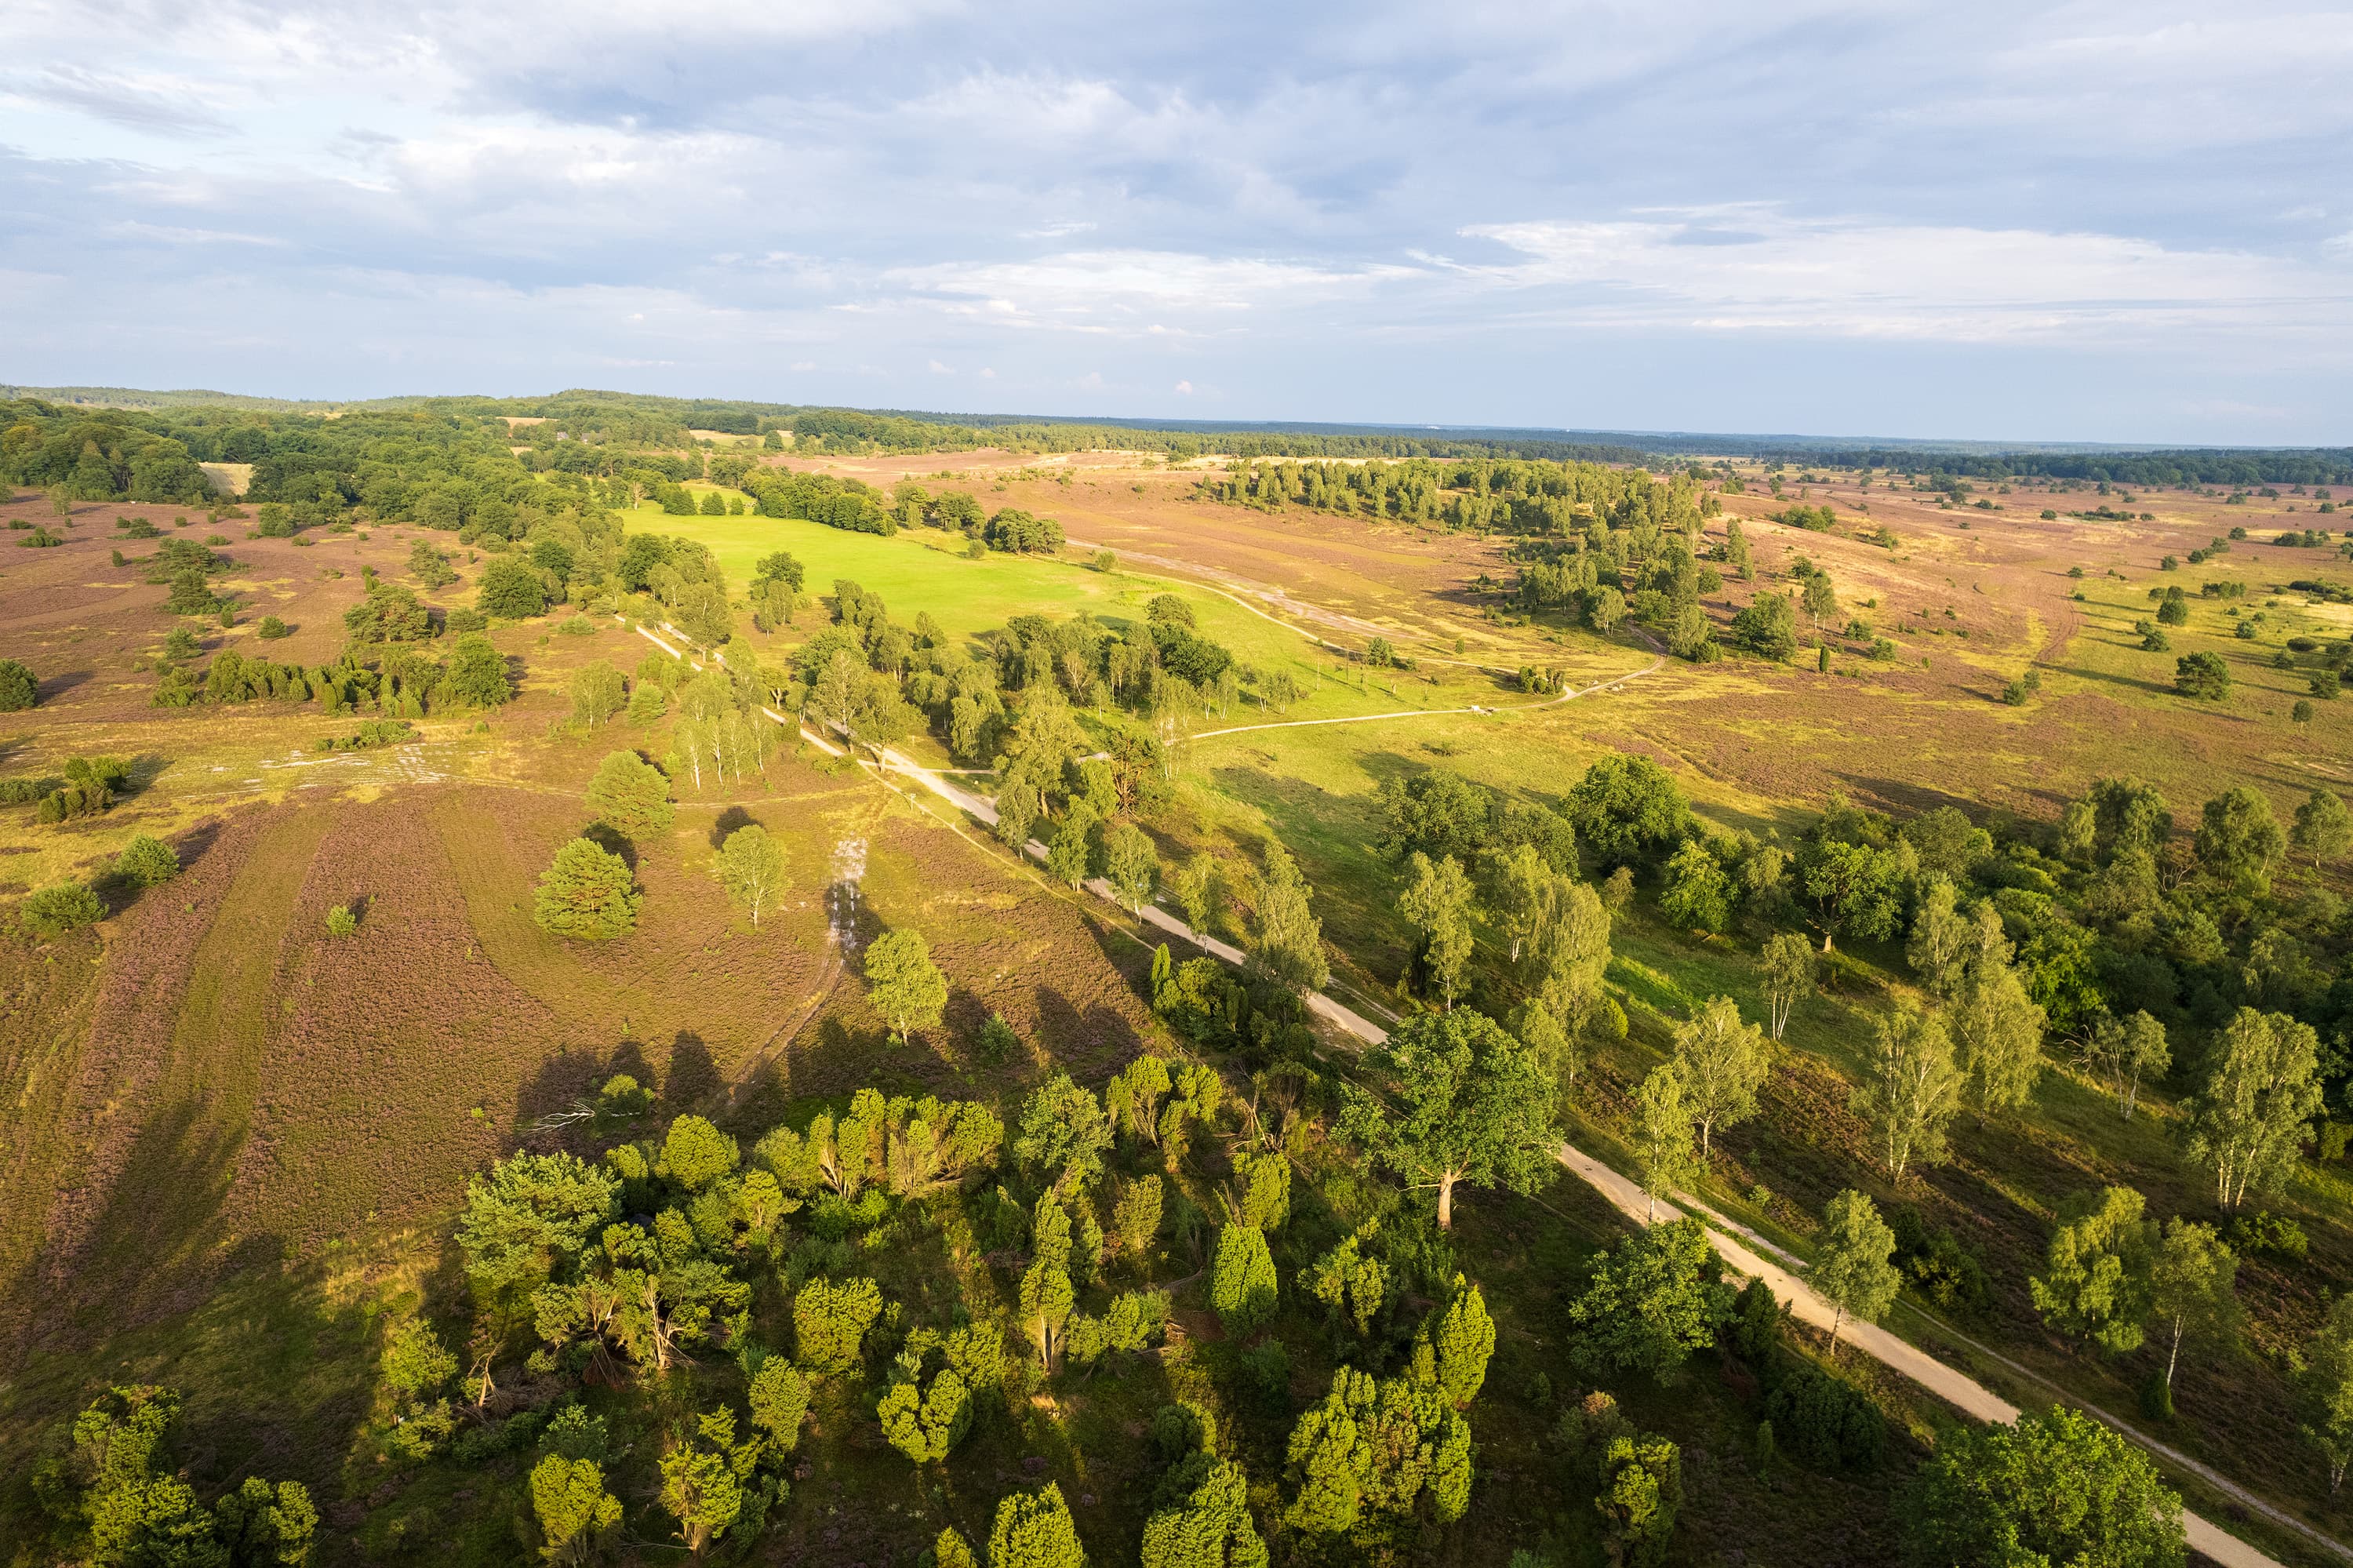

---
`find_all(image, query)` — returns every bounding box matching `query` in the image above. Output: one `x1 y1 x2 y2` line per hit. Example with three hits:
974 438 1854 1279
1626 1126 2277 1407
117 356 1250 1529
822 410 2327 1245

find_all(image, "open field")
6 431 2353 1568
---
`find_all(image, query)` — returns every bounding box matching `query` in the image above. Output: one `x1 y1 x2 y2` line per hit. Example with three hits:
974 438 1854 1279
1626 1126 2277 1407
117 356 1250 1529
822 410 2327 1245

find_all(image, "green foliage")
793 1276 882 1372
747 1359 810 1453
1014 1072 1113 1191
533 838 642 940
985 1485 1088 1567
20 879 103 937
1813 1190 1901 1348
1568 755 1693 862
1566 1217 1731 1379
585 750 674 839
1596 1432 1683 1566
2173 649 2231 700
712 824 789 926
0 657 38 711
1901 1406 2184 1568
1140 1450 1267 1568
864 927 947 1040
1849 1002 1960 1181
529 1454 622 1564
1668 994 1768 1157
114 835 180 888
659 1115 741 1191
442 632 514 707
1232 1149 1290 1232
2030 1186 2155 1354
569 661 627 726
1423 1276 1495 1406
1282 1366 1472 1535
324 904 358 937
478 556 551 619
1102 820 1158 912
1300 1222 1391 1339
1250 842 1330 992
2195 785 2285 894
2184 1008 2323 1210
1339 1009 1558 1230
1657 839 1731 932
1210 1223 1279 1335
456 1150 620 1304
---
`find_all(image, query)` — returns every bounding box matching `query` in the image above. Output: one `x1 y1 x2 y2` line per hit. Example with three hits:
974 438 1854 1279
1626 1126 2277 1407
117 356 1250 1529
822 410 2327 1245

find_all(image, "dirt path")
1188 639 1665 743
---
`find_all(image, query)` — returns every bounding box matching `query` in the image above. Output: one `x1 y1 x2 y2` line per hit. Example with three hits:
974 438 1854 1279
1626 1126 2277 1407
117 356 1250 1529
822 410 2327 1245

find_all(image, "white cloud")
1173 379 1194 394
928 358 954 373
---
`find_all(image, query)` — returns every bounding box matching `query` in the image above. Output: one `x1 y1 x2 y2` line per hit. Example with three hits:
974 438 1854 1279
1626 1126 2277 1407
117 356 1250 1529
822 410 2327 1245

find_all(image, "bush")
2227 1210 2308 1261
445 605 489 634
21 880 104 936
2173 652 2230 700
586 751 674 838
443 633 514 708
0 658 38 711
1762 1362 1883 1471
1886 1206 1990 1312
0 775 56 806
325 904 359 937
478 557 550 620
533 839 641 939
256 616 291 639
115 835 180 888
558 615 596 636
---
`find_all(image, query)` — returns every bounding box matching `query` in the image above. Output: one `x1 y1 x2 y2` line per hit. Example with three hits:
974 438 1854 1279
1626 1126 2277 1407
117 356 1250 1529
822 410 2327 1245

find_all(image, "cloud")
4 64 237 136
928 358 954 373
1173 379 1193 394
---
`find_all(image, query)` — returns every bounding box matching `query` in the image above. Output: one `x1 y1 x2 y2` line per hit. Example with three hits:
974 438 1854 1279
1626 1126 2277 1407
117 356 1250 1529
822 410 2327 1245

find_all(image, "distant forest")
5 384 2350 482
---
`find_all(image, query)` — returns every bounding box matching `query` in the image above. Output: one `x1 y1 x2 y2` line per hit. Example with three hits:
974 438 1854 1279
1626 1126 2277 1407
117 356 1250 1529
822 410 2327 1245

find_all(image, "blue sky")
4 1 2351 442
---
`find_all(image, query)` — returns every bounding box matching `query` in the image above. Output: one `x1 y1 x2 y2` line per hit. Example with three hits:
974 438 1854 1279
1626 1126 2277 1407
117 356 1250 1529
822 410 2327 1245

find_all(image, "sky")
3 1 2352 444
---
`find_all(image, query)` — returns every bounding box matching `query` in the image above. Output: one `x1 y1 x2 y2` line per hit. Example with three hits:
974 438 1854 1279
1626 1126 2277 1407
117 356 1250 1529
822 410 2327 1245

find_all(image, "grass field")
7 459 2353 1566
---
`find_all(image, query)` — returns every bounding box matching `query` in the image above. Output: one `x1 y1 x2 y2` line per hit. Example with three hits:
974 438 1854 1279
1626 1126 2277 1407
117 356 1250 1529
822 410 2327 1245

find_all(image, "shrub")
478 557 550 620
256 616 291 639
533 839 641 939
0 658 38 711
0 775 57 806
325 904 359 937
443 633 514 707
1762 1362 1883 1471
559 615 596 636
2173 652 2230 700
446 605 489 634
21 880 104 936
2227 1210 2308 1261
115 835 180 888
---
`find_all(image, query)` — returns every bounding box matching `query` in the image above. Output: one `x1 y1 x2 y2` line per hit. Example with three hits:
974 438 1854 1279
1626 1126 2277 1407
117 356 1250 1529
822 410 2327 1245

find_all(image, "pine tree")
1210 1223 1278 1335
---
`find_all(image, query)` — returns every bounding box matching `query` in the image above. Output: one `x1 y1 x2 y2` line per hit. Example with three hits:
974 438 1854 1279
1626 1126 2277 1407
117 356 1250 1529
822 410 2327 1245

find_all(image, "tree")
1732 591 1798 660
533 839 641 940
1281 1366 1471 1533
1102 822 1158 914
2302 1297 2353 1496
587 750 675 839
1046 802 1097 887
1491 842 1551 962
21 879 104 937
1566 1218 1732 1379
1904 875 1973 998
1210 1223 1278 1335
747 1359 810 1452
1798 839 1904 950
864 929 947 1042
2195 785 2284 894
1901 1406 2184 1568
2149 1217 2242 1398
657 1412 744 1555
1251 844 1329 992
712 824 788 926
1140 1453 1266 1568
1849 1002 1960 1182
2029 1187 2155 1355
444 633 514 707
214 1475 319 1566
989 1484 1086 1568
1015 1073 1113 1192
1760 933 1814 1040
1635 1068 1697 1221
2174 650 2230 700
0 657 38 711
1568 755 1693 861
1531 879 1612 1033
530 1455 623 1565
995 779 1042 851
571 662 627 727
2087 1010 2170 1120
1670 995 1769 1159
1399 851 1476 1007
1949 963 2046 1116
115 835 179 888
2184 1008 2322 1210
1340 1010 1558 1230
1814 1190 1900 1354
455 1151 619 1305
1658 839 1732 932
1596 1433 1682 1568
794 1276 883 1372
2292 788 2353 868
478 557 549 619
1427 1277 1494 1406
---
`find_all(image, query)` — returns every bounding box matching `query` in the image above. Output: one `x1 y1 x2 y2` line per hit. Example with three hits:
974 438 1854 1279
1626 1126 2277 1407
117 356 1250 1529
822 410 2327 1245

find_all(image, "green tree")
712 824 789 926
2300 1296 2353 1496
1250 843 1329 993
570 662 627 727
1426 1277 1495 1406
1015 1073 1113 1192
1904 875 1973 998
1140 1453 1266 1568
444 633 514 707
1568 755 1693 861
1798 839 1904 950
1901 1406 2184 1568
1596 1433 1683 1567
1399 851 1476 1007
1046 801 1097 886
1491 842 1552 963
793 1276 883 1372
0 657 38 711
988 1484 1086 1568
1635 1067 1697 1221
1850 1002 1960 1182
2184 1008 2323 1210
2149 1217 2242 1397
213 1475 318 1566
586 750 675 838
21 879 104 937
2195 785 2285 894
530 1455 623 1564
114 835 179 888
1760 932 1814 1040
1950 962 2046 1116
1530 879 1612 1039
1669 995 1769 1158
747 1359 810 1452
455 1151 619 1304
2174 650 2230 700
1114 1175 1163 1264
658 1115 740 1190
1340 1010 1558 1230
1210 1223 1278 1335
533 839 641 939
864 928 947 1042
2087 1010 2170 1120
1813 1190 1900 1353
2029 1187 2155 1355
1566 1218 1731 1379
2292 788 2353 868
1658 839 1732 932
1102 821 1158 914
478 557 549 619
656 1411 744 1555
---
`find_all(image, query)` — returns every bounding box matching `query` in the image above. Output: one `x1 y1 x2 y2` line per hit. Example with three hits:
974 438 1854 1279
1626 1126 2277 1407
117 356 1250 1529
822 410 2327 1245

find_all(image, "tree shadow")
580 821 636 868
710 803 757 849
663 1031 722 1108
36 668 97 703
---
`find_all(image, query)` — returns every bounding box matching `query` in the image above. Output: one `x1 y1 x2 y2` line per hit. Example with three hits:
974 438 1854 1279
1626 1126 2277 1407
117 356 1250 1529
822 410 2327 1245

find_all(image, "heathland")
3 390 2353 1568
